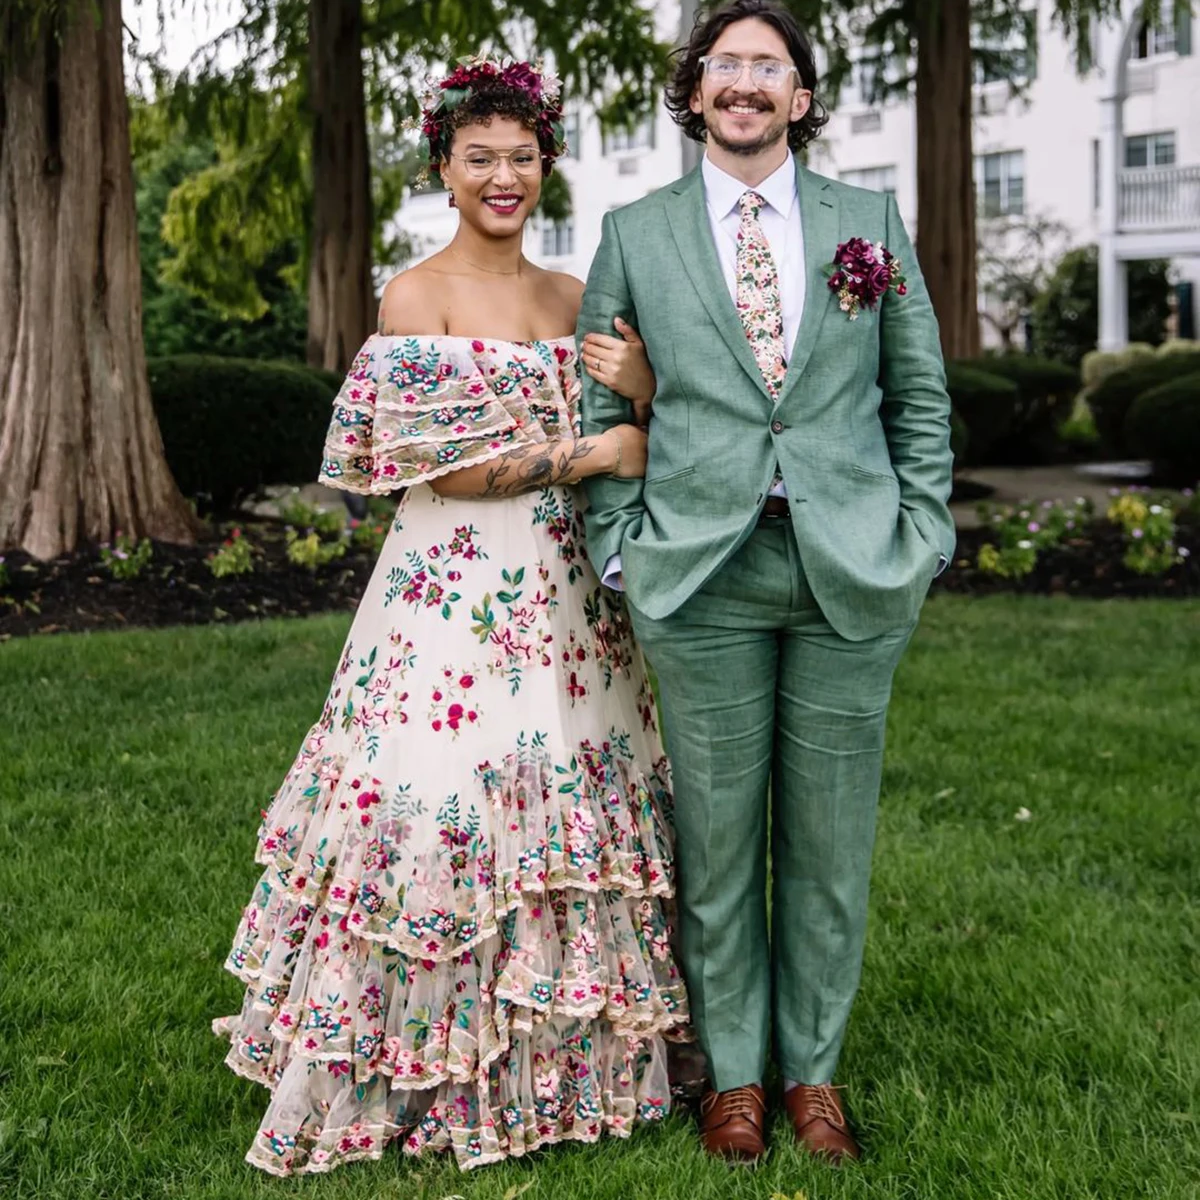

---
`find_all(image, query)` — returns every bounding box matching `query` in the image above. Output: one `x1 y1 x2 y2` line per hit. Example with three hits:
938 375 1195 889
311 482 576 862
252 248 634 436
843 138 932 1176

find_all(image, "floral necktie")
736 190 787 398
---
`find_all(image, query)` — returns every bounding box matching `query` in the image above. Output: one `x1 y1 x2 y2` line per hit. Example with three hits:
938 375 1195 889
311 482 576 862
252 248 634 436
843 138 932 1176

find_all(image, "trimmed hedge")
955 355 1079 464
944 363 1018 465
1124 372 1200 486
1087 350 1200 457
149 356 338 513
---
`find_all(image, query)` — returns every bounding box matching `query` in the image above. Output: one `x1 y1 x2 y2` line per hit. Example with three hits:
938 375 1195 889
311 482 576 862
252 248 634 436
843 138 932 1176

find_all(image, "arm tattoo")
479 439 597 498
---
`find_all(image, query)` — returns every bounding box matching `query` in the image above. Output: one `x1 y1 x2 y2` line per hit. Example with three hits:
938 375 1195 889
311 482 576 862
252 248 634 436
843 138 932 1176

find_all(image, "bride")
213 55 690 1176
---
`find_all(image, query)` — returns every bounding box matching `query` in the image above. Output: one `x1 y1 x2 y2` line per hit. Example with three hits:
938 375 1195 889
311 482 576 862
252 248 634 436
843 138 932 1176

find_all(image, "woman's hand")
604 423 648 479
582 318 655 427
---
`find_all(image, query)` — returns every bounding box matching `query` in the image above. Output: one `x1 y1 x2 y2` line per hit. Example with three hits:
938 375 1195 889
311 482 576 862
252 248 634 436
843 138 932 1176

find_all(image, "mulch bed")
3 515 1199 641
934 521 1200 599
0 521 376 640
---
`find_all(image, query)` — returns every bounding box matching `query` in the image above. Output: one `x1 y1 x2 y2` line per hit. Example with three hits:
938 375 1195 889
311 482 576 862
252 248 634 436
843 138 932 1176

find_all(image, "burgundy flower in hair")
412 54 566 182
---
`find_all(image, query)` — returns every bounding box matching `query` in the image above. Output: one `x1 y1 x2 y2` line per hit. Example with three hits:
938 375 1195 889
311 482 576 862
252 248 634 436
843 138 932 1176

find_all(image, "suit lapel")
666 167 772 400
779 163 839 402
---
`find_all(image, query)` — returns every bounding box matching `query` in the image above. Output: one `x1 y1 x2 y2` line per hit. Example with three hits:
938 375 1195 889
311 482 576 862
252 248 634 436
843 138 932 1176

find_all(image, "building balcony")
1117 164 1200 233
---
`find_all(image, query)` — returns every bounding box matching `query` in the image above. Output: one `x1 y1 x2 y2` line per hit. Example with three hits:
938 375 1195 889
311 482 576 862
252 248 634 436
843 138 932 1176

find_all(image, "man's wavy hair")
665 0 829 152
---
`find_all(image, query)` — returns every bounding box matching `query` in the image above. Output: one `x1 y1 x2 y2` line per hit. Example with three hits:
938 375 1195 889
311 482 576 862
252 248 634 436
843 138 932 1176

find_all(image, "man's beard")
706 102 791 157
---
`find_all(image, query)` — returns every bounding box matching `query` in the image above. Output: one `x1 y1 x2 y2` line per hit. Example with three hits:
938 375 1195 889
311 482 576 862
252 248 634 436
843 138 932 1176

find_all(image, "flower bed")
933 487 1200 599
0 501 392 639
3 489 1199 639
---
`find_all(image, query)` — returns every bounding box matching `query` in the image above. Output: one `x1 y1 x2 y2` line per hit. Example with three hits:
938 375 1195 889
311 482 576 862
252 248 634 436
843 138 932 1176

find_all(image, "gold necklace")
448 246 524 276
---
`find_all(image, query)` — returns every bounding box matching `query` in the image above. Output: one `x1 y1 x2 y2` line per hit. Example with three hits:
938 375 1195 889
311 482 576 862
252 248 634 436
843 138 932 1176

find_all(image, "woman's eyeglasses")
449 148 543 177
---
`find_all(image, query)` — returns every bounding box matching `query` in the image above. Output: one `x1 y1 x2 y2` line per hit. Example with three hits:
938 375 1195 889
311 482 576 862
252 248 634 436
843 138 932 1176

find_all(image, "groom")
579 0 954 1164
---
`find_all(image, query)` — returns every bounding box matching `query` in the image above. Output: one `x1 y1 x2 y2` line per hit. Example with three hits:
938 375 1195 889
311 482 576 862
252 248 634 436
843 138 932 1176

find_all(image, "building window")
541 219 574 258
602 119 655 156
839 165 897 195
973 10 1037 85
1125 131 1176 168
563 112 581 160
1091 138 1100 208
855 59 882 106
1131 1 1177 58
975 150 1025 216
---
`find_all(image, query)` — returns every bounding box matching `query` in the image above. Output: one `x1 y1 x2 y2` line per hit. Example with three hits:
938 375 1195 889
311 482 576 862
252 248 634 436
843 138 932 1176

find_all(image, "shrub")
1088 351 1200 457
944 363 1018 465
148 356 335 513
949 408 969 467
1156 339 1199 357
1031 245 1171 366
1124 372 1200 487
1081 343 1155 389
956 355 1079 463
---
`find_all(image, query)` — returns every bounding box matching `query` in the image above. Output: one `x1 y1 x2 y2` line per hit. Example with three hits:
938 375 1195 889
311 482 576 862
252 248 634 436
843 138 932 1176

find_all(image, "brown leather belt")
760 496 791 520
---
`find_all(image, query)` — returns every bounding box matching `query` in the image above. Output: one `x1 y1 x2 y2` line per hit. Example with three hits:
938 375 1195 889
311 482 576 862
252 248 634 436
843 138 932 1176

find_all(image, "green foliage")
974 496 1092 579
1088 350 1200 457
1106 488 1189 574
147 356 334 513
1124 373 1200 488
1157 338 1199 357
285 528 348 571
277 495 345 538
349 517 390 556
957 354 1079 463
99 534 154 581
205 529 256 578
1031 246 1172 366
944 362 1018 465
133 104 309 360
1080 344 1155 389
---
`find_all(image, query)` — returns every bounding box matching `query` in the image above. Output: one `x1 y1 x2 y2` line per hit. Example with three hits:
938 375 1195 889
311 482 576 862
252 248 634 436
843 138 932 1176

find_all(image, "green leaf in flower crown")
441 87 469 111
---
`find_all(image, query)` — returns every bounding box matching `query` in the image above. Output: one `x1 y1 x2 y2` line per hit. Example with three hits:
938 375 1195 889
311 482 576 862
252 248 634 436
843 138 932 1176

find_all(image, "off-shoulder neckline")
369 333 575 347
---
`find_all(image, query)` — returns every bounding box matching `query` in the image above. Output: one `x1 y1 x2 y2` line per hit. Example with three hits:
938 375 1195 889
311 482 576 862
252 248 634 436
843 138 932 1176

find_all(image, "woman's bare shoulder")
377 262 448 335
538 269 586 326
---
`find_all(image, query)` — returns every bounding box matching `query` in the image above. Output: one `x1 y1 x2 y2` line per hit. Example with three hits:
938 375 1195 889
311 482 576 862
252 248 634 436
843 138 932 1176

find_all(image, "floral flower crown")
414 54 566 181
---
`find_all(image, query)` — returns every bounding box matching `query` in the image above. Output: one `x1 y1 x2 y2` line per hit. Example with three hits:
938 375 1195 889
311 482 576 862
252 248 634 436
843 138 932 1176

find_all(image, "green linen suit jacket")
578 158 956 642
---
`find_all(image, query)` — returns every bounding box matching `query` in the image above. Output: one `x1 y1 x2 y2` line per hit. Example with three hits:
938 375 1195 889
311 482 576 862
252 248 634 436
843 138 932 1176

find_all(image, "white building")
393 0 1199 346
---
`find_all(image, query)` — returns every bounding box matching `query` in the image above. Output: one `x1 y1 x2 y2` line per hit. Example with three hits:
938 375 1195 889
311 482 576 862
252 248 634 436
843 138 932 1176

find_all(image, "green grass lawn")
2 596 1198 1200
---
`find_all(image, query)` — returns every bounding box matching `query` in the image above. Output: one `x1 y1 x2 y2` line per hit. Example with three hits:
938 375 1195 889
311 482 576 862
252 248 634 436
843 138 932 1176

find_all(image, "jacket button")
770 419 784 434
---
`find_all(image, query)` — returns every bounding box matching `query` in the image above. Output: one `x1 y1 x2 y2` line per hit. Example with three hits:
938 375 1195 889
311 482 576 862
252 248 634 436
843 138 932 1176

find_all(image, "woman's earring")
448 192 457 208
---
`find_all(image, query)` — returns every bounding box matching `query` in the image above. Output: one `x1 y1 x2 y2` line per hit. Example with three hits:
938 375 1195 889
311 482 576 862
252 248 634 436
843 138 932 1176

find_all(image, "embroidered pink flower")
825 238 907 320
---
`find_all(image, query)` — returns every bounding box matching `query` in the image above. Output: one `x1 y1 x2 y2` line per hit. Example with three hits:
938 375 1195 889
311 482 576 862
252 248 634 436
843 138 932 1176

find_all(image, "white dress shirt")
602 153 806 590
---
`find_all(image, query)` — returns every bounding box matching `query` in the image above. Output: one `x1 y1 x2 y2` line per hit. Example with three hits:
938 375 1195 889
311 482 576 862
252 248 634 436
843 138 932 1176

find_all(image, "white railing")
1118 165 1200 231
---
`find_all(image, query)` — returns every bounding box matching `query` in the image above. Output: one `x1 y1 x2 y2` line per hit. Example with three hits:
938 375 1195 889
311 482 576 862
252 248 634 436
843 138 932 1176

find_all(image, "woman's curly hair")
665 0 828 152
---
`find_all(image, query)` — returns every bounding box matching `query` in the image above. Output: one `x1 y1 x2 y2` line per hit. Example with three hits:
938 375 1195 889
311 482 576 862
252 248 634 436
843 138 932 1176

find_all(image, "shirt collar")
702 152 798 220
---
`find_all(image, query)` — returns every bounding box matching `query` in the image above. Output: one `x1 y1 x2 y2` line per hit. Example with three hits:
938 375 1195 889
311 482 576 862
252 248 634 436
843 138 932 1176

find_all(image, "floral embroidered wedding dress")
213 334 689 1176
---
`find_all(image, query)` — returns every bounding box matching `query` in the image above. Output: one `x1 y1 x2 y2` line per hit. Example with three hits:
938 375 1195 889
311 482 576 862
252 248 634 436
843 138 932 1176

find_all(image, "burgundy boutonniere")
824 238 908 320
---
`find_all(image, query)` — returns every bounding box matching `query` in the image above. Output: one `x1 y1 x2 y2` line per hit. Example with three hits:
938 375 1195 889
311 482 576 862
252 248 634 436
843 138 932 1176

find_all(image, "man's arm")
878 195 956 563
578 211 645 576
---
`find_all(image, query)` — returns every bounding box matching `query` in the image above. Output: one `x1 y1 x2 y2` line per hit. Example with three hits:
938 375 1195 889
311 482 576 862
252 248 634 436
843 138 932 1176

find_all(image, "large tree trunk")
914 0 980 360
0 0 199 559
307 0 374 372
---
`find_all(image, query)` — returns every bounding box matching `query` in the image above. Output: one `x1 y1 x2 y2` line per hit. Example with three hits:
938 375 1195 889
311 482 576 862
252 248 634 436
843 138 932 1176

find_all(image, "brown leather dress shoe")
700 1084 767 1161
784 1083 861 1162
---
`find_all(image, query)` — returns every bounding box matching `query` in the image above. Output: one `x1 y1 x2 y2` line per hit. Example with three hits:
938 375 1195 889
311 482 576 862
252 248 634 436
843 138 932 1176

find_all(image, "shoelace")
801 1084 847 1128
705 1086 763 1124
